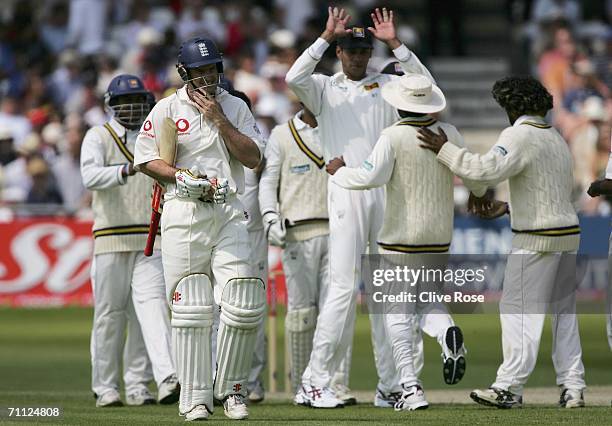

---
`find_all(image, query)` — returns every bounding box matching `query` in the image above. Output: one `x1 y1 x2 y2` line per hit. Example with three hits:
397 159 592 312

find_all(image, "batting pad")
285 306 317 392
171 274 215 414
214 277 265 399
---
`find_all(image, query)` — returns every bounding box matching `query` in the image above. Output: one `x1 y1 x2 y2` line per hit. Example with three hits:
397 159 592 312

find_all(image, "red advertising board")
0 218 287 307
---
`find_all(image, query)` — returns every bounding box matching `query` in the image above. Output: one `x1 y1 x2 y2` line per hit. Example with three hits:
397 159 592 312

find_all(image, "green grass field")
0 308 611 424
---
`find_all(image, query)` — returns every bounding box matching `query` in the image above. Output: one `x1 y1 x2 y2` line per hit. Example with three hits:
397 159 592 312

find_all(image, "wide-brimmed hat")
381 74 446 114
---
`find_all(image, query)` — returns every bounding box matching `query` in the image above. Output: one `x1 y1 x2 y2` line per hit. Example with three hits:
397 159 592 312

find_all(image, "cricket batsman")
134 37 265 421
259 105 354 403
418 76 586 409
327 73 477 410
285 6 459 408
81 74 179 407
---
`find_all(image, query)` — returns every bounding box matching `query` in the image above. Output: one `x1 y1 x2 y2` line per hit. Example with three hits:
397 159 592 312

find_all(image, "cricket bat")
144 117 177 256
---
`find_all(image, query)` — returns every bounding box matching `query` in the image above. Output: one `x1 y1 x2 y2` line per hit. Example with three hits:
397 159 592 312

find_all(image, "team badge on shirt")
362 160 374 171
290 164 311 174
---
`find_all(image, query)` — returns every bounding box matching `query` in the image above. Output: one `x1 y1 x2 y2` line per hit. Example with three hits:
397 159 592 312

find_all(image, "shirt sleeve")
258 128 282 221
235 100 266 162
80 127 127 190
284 38 329 116
393 44 436 83
133 103 163 167
331 134 395 189
444 126 487 197
436 127 529 187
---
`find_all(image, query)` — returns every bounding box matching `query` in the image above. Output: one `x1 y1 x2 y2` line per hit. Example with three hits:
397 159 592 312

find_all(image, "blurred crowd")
0 0 610 217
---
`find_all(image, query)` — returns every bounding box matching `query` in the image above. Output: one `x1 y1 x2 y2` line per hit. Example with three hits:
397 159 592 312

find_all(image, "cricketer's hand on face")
326 156 346 175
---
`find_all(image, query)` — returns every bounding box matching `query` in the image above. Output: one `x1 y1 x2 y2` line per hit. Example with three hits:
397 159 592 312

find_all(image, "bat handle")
144 211 160 256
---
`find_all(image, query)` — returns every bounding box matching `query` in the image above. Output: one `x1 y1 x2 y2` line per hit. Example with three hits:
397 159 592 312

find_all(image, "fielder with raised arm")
134 37 266 421
285 6 464 408
418 76 586 409
259 105 353 402
328 74 477 410
81 74 179 408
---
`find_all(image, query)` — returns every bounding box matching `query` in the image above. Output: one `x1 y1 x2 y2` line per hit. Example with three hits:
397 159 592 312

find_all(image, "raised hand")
321 6 352 42
368 7 400 48
189 88 227 127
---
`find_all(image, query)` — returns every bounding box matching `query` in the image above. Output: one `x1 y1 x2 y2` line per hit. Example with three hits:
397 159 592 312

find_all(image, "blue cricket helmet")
104 74 153 130
176 36 224 78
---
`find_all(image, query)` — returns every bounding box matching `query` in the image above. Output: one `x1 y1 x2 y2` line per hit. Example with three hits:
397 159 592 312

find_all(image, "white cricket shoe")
295 384 344 409
185 405 211 421
470 387 523 409
158 374 180 405
95 389 123 407
223 394 249 420
394 384 429 411
559 388 585 408
248 380 265 404
332 383 357 406
126 388 156 406
374 387 403 408
441 326 467 385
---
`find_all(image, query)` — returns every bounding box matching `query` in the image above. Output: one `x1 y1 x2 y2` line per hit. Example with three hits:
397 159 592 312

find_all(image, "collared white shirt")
606 134 612 180
134 86 265 196
285 38 434 167
259 111 320 217
81 118 134 189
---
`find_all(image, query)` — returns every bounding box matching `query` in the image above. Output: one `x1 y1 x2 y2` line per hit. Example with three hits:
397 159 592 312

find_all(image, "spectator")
0 95 32 148
66 0 108 55
2 133 40 202
0 124 16 166
52 119 88 213
40 2 69 55
25 155 63 205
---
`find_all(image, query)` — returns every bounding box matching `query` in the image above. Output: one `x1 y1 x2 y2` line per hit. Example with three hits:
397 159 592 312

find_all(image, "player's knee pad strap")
219 277 266 329
171 273 215 328
285 306 317 332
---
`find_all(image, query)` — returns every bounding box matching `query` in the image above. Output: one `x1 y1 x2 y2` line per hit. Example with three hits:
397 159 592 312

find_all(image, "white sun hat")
381 73 446 114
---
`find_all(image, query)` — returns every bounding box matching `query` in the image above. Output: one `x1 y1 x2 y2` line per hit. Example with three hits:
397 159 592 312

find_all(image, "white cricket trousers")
248 228 268 388
91 250 175 396
607 232 612 350
283 234 351 389
492 248 586 394
303 182 398 391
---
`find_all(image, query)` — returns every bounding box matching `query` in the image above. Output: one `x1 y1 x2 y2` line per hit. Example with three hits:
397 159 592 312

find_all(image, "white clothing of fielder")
605 143 612 351
436 115 585 394
331 116 479 387
134 86 266 414
81 118 175 398
285 37 434 392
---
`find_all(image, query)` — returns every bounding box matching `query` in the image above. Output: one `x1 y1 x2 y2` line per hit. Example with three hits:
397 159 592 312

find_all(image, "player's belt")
104 123 134 162
288 119 325 169
93 224 159 238
377 241 450 253
511 225 580 236
286 218 329 228
520 121 551 129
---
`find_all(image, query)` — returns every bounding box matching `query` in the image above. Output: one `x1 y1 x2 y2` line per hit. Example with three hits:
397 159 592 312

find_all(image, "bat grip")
144 211 160 256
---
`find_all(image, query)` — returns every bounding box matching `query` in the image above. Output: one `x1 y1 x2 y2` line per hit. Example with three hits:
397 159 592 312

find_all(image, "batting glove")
175 169 211 199
264 212 286 248
213 178 230 204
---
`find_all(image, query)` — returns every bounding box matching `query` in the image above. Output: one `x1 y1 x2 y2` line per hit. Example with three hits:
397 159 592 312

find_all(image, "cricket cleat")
95 389 123 407
158 374 180 404
247 380 265 404
559 388 585 408
295 384 344 408
185 404 211 421
442 326 467 385
126 388 156 406
374 387 403 408
470 387 523 409
332 383 357 406
223 394 249 420
394 384 429 411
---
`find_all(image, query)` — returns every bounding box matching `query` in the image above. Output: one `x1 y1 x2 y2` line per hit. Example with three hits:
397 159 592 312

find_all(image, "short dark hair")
491 76 553 116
